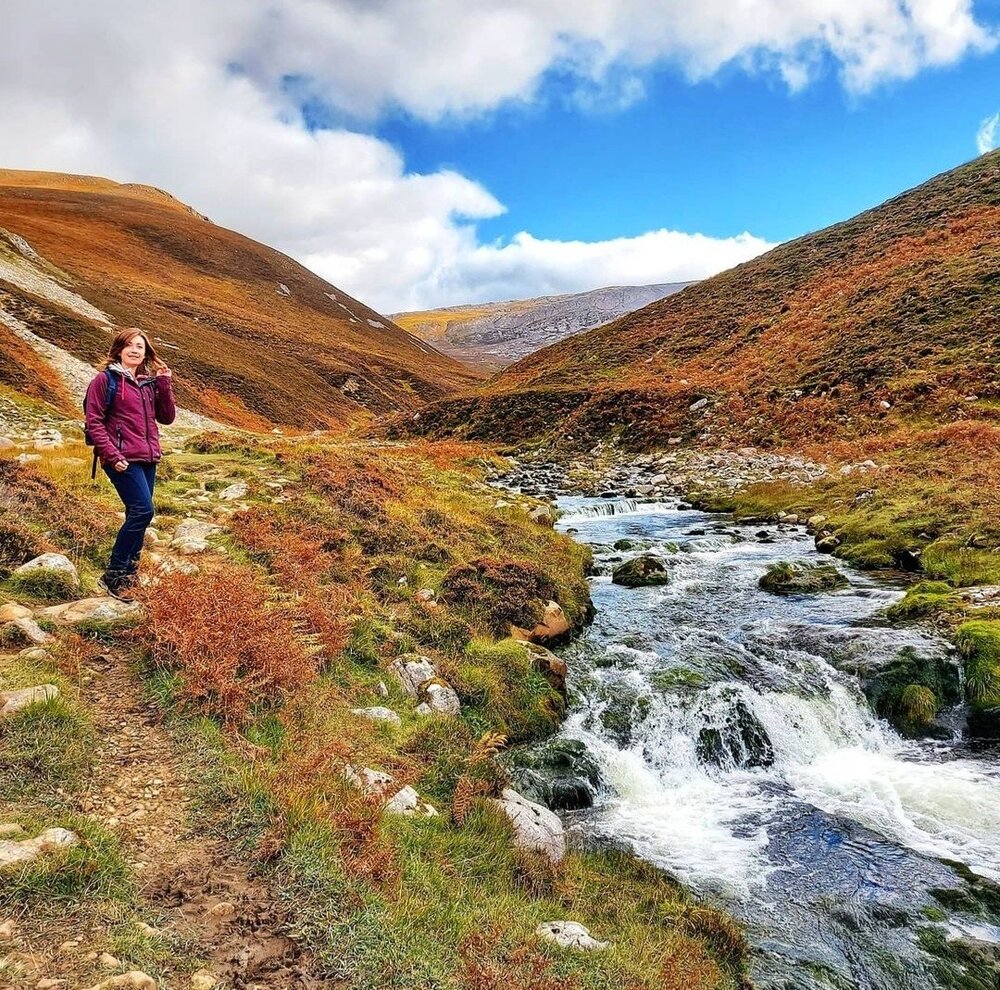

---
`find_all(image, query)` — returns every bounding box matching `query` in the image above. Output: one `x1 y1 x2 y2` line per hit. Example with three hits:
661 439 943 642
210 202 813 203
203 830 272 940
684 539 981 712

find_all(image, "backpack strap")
88 369 120 480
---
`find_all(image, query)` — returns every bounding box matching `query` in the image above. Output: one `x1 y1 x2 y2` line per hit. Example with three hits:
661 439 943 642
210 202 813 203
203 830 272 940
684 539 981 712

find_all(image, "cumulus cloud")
0 2 994 311
977 111 1000 154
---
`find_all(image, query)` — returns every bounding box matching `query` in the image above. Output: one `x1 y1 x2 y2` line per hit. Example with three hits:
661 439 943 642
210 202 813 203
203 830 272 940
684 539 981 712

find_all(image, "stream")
525 493 1000 989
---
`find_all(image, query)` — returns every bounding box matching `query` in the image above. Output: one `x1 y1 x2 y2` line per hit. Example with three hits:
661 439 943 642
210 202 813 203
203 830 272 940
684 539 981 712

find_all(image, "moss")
955 621 1000 707
899 684 937 732
885 581 961 621
7 567 79 602
861 646 960 736
759 561 849 594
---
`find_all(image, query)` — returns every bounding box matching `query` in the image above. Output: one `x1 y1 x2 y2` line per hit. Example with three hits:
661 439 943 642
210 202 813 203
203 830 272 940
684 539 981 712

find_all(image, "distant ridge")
393 282 690 370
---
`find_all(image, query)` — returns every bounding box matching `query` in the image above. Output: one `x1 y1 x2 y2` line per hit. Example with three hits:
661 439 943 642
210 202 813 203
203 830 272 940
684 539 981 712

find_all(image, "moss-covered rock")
504 737 603 811
611 554 670 588
886 581 961 621
864 646 961 738
759 561 849 595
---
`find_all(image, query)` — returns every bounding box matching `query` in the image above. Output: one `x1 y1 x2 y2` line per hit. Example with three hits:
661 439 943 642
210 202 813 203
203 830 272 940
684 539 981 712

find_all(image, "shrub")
440 557 557 636
136 564 317 724
955 621 1000 707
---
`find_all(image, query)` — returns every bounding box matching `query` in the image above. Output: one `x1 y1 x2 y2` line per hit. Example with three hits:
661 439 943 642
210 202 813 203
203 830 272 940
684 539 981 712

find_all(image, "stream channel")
518 491 1000 989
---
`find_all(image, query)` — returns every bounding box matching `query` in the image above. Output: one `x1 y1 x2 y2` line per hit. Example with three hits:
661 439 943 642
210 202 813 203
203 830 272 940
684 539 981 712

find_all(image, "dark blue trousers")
103 461 156 584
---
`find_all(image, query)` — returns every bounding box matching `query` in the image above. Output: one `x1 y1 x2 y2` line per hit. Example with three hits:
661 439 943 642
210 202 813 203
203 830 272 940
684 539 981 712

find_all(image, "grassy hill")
407 151 999 451
0 170 482 430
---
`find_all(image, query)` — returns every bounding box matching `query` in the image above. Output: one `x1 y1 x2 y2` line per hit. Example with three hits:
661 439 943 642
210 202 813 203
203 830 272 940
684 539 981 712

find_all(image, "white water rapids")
550 495 1000 988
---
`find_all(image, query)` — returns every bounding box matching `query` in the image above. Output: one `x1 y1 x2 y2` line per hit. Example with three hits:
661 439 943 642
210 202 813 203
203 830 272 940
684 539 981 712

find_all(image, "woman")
84 327 175 601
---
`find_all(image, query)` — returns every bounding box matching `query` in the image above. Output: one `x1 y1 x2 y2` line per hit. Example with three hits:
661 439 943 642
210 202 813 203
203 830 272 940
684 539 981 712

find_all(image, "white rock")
217 482 247 501
0 684 58 716
489 788 565 863
42 597 140 626
0 826 79 870
0 437 14 451
17 453 42 464
384 786 438 817
689 397 709 411
13 553 80 588
351 706 402 727
421 679 461 716
0 824 26 837
173 517 223 543
190 970 216 990
536 920 608 951
389 655 436 698
344 765 395 796
170 537 211 555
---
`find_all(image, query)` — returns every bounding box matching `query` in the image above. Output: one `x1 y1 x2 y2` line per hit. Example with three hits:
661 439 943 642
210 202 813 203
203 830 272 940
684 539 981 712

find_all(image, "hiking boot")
97 575 136 604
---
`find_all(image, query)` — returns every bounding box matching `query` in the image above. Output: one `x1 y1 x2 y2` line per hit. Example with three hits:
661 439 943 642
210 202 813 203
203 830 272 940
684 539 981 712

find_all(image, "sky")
0 1 998 314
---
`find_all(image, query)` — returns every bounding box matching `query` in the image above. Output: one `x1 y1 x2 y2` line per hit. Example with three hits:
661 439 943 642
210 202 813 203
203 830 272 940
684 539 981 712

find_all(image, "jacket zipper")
140 379 154 462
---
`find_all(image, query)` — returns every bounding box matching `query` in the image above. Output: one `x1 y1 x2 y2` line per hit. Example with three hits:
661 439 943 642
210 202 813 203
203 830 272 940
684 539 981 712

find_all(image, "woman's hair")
100 327 162 376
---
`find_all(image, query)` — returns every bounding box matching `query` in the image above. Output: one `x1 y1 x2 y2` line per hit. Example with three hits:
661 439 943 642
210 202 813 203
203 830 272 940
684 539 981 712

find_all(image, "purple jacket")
84 366 176 466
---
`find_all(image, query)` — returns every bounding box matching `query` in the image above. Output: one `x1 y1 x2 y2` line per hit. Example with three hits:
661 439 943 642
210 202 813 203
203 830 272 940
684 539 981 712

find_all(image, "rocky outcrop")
0 826 78 870
510 600 571 643
389 655 461 716
0 683 58 716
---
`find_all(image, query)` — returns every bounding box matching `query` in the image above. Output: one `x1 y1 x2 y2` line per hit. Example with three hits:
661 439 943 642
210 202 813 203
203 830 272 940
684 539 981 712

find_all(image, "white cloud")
977 111 1000 154
0 2 994 311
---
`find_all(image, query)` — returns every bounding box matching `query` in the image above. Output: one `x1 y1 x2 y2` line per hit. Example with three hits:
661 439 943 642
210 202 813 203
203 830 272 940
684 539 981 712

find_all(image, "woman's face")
120 334 147 369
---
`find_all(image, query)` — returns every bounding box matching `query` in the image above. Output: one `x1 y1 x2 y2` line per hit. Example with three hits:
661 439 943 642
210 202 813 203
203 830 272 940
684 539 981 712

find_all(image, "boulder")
2 616 53 645
516 641 568 695
344 765 395 796
527 505 555 527
388 655 437 698
488 788 565 863
351 706 402 727
506 738 602 812
759 561 848 595
13 552 80 590
815 533 841 554
417 678 461 716
611 554 670 588
536 920 608 951
41 596 141 626
170 537 212 555
697 696 775 769
0 602 33 622
0 683 58 716
0 826 78 871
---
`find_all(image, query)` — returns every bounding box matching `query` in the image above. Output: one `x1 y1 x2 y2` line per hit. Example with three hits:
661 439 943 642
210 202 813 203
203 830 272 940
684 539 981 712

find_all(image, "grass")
955 621 1000 707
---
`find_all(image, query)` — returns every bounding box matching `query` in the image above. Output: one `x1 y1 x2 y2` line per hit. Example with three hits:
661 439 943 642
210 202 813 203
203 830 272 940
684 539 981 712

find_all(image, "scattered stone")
83 973 157 990
352 706 402 727
516 640 569 695
2 616 53 645
689 397 709 411
18 646 52 661
41 597 140 626
175 518 222 541
217 481 248 501
0 602 32 622
0 684 58 716
344 765 395 796
207 901 236 917
489 788 565 863
815 534 841 554
0 824 26 837
511 600 571 643
36 980 65 989
536 920 608 951
99 952 123 969
611 554 670 588
376 680 389 698
415 588 435 602
388 655 437 697
0 917 16 940
418 677 461 716
170 536 212 555
384 785 438 817
0 827 79 870
0 436 14 451
527 505 555 526
190 970 216 990
13 552 80 589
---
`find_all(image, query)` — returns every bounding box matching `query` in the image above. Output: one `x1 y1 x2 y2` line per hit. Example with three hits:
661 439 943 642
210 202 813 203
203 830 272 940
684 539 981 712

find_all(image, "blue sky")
379 45 999 252
3 1 999 312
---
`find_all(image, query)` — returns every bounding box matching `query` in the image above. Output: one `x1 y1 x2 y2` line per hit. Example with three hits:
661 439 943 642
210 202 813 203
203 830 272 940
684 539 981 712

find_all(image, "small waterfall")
558 498 678 521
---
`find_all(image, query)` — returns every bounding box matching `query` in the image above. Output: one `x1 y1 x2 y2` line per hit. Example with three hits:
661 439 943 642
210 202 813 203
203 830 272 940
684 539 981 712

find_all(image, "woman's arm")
84 373 121 465
154 367 176 425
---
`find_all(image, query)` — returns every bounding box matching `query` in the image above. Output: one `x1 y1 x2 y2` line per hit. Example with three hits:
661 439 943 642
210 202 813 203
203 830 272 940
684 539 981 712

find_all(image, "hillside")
393 282 689 370
406 151 1000 451
0 170 482 429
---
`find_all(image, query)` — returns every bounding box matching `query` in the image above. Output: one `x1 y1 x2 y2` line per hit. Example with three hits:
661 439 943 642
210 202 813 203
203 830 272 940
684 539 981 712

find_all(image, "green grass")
955 621 1000 707
885 581 961 621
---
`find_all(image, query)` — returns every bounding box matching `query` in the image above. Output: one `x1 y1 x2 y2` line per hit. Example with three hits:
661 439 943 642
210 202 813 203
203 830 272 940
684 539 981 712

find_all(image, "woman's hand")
156 362 172 379
114 459 129 472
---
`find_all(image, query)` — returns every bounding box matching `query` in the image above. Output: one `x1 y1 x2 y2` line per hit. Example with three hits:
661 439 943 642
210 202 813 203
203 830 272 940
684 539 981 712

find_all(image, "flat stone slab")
42 597 141 626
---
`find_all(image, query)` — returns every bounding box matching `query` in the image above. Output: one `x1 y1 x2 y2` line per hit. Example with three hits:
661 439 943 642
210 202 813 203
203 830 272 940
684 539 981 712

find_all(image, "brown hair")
100 327 162 377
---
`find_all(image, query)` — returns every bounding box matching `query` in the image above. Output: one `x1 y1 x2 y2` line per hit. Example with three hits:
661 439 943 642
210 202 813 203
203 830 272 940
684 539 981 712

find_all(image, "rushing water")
543 494 1000 989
